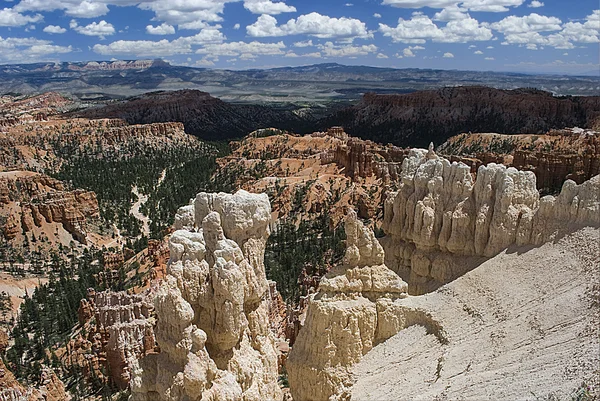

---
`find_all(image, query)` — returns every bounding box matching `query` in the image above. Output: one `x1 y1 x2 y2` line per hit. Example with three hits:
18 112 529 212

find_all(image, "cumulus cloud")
0 7 42 26
233 23 241 30
474 50 483 54
317 41 378 57
93 27 226 56
247 12 372 40
379 12 492 44
376 52 389 58
493 10 599 49
485 56 495 60
0 36 72 63
43 25 66 34
71 20 115 39
285 50 321 57
443 52 454 57
381 0 525 12
490 13 562 34
196 40 286 58
243 0 296 15
15 0 237 29
293 39 313 47
373 13 382 18
403 47 415 57
146 23 175 35
528 1 544 8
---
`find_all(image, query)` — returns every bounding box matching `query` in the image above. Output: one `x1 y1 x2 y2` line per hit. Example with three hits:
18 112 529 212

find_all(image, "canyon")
0 90 598 400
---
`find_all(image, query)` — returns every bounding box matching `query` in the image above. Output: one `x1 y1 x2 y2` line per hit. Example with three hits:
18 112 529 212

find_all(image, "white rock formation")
381 148 600 294
130 190 282 401
286 210 408 401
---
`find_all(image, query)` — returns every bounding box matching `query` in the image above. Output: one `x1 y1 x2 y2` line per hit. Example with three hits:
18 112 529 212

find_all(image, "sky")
0 0 598 74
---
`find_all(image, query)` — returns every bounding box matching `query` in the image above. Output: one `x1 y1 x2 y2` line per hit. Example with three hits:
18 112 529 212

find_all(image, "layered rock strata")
286 210 409 401
0 171 99 243
131 190 282 401
381 145 600 294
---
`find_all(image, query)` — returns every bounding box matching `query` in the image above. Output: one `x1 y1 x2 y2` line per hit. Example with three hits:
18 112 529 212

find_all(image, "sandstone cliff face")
286 211 408 401
440 129 600 192
0 171 99 243
69 290 156 391
131 190 282 401
381 147 600 294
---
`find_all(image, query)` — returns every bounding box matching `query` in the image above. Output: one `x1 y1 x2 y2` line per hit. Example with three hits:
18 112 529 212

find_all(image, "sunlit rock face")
381 147 600 294
286 210 408 401
130 190 282 401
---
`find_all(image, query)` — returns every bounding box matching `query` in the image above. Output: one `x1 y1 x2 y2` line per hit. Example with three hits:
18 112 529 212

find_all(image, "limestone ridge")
286 210 408 401
381 146 600 294
131 190 282 401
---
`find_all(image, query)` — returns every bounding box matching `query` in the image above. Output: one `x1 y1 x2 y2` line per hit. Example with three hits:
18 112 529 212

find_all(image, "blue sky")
0 0 598 74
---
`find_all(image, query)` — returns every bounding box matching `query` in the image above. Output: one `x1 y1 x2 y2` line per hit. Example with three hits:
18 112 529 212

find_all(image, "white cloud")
318 41 378 57
72 20 115 39
146 23 175 35
376 52 388 58
233 23 241 30
490 13 562 34
345 3 353 6
285 50 321 57
0 36 72 63
474 50 483 54
433 5 469 22
487 45 494 48
373 13 382 18
560 10 600 44
293 39 313 47
381 0 525 12
484 56 495 60
247 12 372 40
379 12 492 44
93 28 225 56
0 7 42 26
528 0 544 8
403 47 415 57
16 0 238 29
243 0 296 15
443 52 454 57
196 40 286 58
43 24 66 34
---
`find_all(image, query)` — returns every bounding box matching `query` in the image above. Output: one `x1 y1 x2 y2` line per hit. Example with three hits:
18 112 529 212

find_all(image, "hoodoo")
130 190 282 401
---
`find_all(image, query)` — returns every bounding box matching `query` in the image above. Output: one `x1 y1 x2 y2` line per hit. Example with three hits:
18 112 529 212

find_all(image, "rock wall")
0 172 99 243
286 211 408 401
131 190 282 401
320 136 409 183
381 146 600 294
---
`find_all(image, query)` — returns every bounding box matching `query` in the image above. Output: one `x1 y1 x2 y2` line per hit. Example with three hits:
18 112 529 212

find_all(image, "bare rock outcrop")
131 190 282 401
286 211 408 401
381 147 600 294
0 171 99 243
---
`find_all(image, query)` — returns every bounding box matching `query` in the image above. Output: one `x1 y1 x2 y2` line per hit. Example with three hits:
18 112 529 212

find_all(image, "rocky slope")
321 87 600 148
439 127 600 192
1 171 99 244
286 210 408 401
284 147 599 400
351 226 599 400
131 190 282 401
381 145 600 295
77 90 309 140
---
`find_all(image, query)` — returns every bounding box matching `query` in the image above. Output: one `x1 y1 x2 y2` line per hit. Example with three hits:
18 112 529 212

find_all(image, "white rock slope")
382 147 600 294
130 190 282 401
286 211 408 401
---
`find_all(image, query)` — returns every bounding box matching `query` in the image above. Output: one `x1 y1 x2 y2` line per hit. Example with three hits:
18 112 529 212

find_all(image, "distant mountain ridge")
1 61 598 101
